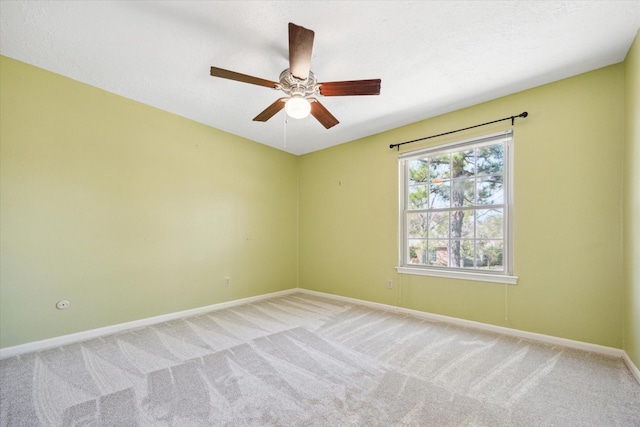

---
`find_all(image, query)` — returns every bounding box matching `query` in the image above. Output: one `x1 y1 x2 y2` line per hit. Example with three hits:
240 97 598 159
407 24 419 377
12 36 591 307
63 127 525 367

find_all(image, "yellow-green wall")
299 63 626 348
2 47 636 355
0 56 298 348
624 31 640 368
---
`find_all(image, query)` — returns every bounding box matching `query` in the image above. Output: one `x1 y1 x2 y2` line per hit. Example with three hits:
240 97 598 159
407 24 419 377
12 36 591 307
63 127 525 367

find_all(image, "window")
398 131 517 284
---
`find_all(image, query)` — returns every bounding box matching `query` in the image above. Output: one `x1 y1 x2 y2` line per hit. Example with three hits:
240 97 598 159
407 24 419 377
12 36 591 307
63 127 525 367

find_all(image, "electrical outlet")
387 280 393 289
224 277 231 286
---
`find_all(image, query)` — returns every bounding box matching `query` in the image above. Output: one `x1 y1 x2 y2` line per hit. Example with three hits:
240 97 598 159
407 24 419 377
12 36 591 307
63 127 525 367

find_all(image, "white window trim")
396 266 518 284
397 130 518 285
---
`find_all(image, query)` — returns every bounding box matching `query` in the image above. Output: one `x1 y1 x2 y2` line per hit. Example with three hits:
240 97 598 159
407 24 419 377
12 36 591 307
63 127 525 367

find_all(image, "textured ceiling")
1 1 639 155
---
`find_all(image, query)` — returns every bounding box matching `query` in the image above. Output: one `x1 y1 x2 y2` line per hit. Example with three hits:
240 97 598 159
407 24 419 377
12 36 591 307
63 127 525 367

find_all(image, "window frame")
397 130 518 284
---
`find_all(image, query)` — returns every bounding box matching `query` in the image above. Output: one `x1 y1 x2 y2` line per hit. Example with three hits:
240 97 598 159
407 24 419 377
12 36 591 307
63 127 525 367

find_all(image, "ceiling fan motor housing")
277 69 319 98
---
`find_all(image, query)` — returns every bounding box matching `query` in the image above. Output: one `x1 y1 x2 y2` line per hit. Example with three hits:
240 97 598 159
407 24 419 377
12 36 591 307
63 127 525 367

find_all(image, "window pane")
408 239 428 264
428 240 449 266
428 212 449 238
477 209 503 239
462 240 475 268
450 210 474 238
476 240 504 270
408 184 429 209
452 178 475 207
452 149 475 178
451 240 474 268
477 175 503 205
430 180 450 208
407 213 428 238
400 133 510 274
477 144 503 175
408 159 429 185
429 154 450 180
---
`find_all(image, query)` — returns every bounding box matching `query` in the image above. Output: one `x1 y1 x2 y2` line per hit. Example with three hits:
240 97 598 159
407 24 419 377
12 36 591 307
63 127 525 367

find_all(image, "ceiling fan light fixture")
285 96 311 119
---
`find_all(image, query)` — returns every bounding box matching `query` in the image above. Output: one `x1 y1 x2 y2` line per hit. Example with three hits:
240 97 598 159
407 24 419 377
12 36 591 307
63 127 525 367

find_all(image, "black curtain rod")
389 111 528 150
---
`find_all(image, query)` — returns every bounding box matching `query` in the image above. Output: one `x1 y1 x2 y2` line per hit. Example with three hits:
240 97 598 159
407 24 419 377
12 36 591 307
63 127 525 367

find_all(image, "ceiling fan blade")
210 66 278 89
289 23 314 80
318 79 382 96
309 98 339 129
253 98 287 122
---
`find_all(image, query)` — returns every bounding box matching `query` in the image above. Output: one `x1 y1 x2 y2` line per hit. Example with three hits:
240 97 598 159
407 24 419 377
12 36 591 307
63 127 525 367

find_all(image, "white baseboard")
623 351 640 384
0 288 298 359
296 289 627 359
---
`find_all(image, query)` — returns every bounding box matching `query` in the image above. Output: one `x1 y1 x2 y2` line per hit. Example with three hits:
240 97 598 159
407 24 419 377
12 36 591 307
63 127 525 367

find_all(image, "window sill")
396 266 518 285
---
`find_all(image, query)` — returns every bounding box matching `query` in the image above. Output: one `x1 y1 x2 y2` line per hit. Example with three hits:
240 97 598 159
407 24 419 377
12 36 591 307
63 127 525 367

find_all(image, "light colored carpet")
1 292 639 426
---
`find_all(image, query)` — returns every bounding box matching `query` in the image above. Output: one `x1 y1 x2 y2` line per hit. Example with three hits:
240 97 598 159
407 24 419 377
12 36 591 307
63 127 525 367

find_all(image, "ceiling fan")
210 23 381 129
